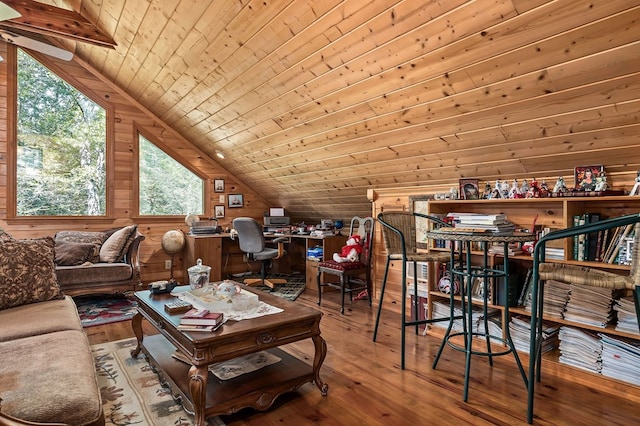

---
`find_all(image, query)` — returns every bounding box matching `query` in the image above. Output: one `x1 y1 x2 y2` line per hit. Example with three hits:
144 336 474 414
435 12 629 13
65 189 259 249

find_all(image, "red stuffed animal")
333 234 363 263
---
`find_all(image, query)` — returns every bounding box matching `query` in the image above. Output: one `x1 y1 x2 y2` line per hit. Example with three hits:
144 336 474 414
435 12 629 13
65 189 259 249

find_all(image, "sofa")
0 235 104 425
52 225 145 296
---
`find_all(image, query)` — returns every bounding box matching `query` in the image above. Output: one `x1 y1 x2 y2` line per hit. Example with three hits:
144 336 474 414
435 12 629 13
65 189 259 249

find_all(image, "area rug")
241 273 306 301
75 294 138 327
92 338 225 426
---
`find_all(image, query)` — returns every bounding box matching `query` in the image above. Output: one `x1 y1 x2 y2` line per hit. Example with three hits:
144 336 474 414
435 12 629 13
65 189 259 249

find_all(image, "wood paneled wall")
0 42 269 284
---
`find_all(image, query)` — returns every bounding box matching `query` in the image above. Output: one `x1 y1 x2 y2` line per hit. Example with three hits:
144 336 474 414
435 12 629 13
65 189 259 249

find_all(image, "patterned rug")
92 338 225 426
75 294 138 327
240 273 306 301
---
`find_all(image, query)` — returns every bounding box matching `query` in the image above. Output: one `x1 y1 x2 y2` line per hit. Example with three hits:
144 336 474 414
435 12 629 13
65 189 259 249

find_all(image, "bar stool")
372 211 454 370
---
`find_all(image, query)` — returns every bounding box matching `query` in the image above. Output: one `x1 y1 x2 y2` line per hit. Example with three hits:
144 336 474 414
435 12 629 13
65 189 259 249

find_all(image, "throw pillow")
54 231 106 263
54 241 98 266
100 225 137 263
0 236 64 311
0 229 13 242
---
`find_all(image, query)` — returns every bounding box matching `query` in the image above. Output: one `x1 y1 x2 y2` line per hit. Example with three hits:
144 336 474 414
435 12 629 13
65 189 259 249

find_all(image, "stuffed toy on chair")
333 234 363 263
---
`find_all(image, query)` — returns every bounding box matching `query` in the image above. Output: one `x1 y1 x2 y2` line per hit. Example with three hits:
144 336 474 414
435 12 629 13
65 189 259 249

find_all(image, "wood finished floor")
84 290 640 426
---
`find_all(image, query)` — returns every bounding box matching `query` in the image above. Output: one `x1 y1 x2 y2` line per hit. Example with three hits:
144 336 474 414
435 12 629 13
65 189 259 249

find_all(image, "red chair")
316 217 374 314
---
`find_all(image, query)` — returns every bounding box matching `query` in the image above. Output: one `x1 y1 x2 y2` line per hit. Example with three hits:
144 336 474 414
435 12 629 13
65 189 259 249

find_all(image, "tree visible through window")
139 134 204 215
16 49 106 216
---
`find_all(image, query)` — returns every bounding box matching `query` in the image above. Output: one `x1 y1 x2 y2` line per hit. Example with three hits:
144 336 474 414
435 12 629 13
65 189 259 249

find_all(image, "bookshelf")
423 196 640 387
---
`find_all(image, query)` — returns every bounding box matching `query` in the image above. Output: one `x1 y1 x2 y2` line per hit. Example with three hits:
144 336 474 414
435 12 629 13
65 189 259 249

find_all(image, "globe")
334 220 344 235
161 229 185 254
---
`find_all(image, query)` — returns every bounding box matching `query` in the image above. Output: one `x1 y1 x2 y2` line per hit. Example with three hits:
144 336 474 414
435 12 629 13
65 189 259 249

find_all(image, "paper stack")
599 333 640 386
509 315 559 354
557 326 602 373
447 212 516 234
563 285 623 328
613 297 640 335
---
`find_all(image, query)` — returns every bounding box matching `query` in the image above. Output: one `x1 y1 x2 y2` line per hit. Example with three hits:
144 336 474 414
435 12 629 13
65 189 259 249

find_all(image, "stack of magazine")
613 297 640 335
563 284 623 328
509 315 559 354
599 333 640 386
558 326 602 374
524 279 570 319
446 212 516 234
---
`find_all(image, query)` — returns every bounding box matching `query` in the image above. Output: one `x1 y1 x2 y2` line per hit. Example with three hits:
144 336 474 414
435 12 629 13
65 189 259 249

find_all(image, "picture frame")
409 195 435 249
228 194 243 208
214 179 225 193
459 178 480 200
214 205 225 218
574 165 603 191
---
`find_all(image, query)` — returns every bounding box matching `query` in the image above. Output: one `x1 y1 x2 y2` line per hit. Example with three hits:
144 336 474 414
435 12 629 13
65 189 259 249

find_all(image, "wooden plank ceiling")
17 0 640 221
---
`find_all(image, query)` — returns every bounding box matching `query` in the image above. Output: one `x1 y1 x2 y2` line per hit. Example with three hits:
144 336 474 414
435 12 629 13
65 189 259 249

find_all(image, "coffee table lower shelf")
139 334 316 419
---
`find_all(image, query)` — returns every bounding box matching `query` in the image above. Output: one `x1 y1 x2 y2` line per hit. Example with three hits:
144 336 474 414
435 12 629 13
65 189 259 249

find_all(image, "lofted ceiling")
7 0 640 221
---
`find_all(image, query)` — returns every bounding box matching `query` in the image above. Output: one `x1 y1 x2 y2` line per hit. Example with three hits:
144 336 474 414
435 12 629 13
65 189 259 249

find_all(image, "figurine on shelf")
520 179 529 195
553 176 568 194
539 179 550 197
526 177 540 198
595 171 608 191
499 180 510 199
483 181 493 199
508 179 521 199
629 171 640 196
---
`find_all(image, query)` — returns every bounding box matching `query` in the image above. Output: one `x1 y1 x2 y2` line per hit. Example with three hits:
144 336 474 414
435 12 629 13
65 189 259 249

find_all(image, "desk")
184 233 347 290
427 230 530 403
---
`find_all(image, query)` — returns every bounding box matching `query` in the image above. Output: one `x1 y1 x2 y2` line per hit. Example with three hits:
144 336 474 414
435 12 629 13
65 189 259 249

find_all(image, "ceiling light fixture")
215 150 225 159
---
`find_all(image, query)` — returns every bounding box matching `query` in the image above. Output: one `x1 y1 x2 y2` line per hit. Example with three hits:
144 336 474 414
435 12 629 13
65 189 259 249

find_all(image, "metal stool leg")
373 256 391 342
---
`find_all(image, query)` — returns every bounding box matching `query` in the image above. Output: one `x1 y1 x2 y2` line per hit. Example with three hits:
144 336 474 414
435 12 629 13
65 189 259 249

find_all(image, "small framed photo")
228 194 243 208
574 165 603 191
459 178 480 200
214 179 225 193
214 205 225 218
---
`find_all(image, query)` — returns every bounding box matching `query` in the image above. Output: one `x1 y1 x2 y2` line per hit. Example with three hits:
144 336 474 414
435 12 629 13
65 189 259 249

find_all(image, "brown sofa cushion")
0 236 64 311
0 330 104 425
99 225 137 263
0 296 82 342
55 241 99 266
55 230 106 263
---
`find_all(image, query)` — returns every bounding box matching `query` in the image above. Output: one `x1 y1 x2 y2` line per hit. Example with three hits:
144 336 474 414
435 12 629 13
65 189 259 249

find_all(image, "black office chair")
232 217 287 288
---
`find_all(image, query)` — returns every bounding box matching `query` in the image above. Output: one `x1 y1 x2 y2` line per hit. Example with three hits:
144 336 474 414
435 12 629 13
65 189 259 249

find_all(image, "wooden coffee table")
130 284 328 426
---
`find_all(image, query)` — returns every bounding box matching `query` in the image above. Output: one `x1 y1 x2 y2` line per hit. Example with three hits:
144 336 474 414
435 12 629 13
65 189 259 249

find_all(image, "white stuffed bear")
333 234 363 263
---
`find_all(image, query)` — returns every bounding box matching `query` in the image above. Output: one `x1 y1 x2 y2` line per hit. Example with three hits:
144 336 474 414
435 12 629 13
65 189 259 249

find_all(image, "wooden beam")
0 0 116 48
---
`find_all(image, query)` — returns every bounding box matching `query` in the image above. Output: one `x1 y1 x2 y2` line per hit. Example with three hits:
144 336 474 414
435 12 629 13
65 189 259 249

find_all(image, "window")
138 134 204 215
16 49 106 216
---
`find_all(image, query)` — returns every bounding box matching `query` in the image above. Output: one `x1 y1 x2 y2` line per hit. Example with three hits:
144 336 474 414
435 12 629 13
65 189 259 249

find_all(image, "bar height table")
426 230 531 406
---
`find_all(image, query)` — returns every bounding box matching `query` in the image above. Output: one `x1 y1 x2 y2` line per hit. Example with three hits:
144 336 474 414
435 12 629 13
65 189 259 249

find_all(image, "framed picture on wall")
214 179 225 193
459 178 480 200
214 205 225 218
574 165 603 191
228 194 243 208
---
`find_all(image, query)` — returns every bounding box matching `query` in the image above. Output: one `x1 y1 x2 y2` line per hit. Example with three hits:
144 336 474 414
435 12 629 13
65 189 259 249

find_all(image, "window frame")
6 46 114 222
134 126 210 218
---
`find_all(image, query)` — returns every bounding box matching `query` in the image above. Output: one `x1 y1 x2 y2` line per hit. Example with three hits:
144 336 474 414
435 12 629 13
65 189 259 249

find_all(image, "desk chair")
316 216 374 314
232 217 287 289
373 211 453 370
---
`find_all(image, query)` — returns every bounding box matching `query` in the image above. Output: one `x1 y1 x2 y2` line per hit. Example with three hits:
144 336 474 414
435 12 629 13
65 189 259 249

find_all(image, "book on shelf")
180 311 224 326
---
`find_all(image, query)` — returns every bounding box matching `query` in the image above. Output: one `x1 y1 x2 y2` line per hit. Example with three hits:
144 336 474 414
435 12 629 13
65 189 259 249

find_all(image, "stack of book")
177 308 224 332
447 212 516 234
